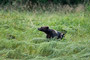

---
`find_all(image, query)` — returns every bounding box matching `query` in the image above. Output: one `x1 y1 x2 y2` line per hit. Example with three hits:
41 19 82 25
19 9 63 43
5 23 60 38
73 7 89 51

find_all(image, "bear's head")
38 26 49 32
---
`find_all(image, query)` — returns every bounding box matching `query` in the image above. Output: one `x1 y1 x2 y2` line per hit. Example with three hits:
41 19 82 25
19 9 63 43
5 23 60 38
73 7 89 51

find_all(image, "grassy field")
0 8 90 60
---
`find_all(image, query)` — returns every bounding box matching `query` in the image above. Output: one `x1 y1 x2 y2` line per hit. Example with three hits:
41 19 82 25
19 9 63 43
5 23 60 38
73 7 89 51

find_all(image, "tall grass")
0 4 90 60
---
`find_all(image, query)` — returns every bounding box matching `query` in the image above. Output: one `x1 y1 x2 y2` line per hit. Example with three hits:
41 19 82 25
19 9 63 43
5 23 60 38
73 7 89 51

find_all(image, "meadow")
0 5 90 60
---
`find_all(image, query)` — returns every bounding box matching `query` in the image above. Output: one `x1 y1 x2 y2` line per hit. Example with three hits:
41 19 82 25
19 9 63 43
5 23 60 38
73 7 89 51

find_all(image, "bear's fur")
38 26 65 39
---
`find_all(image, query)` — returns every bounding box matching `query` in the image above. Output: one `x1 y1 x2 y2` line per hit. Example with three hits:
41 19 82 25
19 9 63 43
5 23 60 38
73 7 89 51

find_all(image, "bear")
38 26 66 39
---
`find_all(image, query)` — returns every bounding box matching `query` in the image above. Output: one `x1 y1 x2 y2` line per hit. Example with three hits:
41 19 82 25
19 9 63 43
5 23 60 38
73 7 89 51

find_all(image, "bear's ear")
46 26 49 29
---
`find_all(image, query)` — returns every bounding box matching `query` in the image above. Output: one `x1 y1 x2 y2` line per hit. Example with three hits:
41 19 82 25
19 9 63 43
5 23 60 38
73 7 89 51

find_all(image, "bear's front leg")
46 34 51 38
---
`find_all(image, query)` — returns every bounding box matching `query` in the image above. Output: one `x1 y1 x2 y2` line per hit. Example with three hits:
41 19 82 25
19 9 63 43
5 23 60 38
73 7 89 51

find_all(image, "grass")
0 8 90 60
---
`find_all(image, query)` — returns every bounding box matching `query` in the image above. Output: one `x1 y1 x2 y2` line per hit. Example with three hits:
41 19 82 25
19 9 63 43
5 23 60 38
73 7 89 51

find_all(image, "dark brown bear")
38 26 65 39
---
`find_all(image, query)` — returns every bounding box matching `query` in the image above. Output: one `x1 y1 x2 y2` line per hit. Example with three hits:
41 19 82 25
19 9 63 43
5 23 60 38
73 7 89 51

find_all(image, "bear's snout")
38 28 41 31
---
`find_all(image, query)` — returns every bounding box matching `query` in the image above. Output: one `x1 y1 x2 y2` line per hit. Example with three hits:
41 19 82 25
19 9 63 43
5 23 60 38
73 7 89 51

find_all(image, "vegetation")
0 0 86 5
0 0 90 60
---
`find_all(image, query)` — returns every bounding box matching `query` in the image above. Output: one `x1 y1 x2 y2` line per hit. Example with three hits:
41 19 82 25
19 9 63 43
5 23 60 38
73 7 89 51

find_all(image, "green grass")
0 10 90 60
